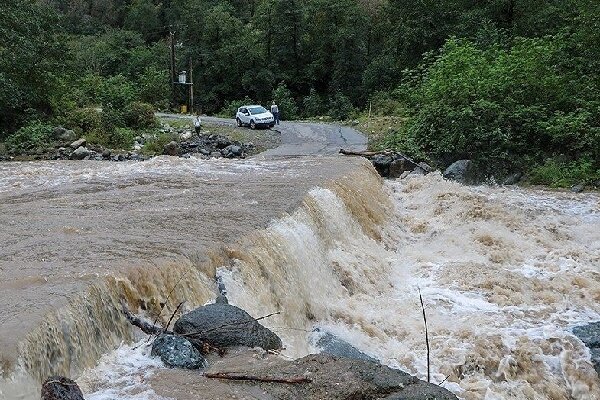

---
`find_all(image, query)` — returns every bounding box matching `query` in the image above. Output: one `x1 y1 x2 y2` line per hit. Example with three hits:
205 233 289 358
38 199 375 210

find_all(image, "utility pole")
189 58 194 114
169 29 176 109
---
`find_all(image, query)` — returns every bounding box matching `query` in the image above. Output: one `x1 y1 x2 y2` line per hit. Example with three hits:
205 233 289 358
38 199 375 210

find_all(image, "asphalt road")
156 113 368 157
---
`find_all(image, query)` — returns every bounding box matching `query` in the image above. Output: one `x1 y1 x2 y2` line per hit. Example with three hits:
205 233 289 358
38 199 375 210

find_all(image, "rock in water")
41 376 84 400
444 159 473 183
573 322 600 374
173 303 282 350
151 334 207 369
371 154 393 177
312 329 377 363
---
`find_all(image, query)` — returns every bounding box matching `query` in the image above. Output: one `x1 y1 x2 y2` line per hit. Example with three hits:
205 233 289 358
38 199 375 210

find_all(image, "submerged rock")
173 303 282 351
151 334 207 369
41 376 84 400
573 322 600 374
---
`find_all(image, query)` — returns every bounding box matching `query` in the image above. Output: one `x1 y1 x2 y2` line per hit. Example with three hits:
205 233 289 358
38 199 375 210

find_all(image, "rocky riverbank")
0 124 265 162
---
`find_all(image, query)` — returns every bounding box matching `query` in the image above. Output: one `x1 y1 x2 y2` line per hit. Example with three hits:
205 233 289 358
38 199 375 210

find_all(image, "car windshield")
248 106 267 114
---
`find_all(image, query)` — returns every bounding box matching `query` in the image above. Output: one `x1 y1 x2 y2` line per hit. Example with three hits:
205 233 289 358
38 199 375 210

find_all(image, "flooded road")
0 156 375 397
1 132 599 399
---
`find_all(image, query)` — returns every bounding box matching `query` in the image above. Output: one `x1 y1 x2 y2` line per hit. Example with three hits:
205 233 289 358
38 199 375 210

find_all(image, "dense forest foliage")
0 0 598 185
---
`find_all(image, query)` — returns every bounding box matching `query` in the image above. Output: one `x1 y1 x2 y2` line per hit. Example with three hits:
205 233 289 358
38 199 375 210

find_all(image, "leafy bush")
328 91 354 121
60 107 103 135
99 75 138 109
302 88 327 117
5 122 54 153
272 83 298 120
528 158 600 188
395 34 599 176
141 132 179 156
138 66 170 108
123 102 156 129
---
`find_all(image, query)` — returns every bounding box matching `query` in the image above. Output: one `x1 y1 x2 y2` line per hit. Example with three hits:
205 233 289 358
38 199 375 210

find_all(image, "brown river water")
0 157 599 399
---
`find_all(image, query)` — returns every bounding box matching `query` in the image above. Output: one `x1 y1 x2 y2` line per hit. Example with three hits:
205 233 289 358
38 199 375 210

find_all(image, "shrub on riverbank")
374 31 599 186
4 122 54 154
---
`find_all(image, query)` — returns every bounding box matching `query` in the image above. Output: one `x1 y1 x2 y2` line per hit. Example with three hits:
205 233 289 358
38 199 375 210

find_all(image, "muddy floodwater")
1 156 599 400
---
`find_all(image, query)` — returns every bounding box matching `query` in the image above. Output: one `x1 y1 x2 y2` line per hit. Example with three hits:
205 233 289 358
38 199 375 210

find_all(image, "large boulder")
218 353 457 399
573 322 600 374
70 146 90 160
70 138 86 149
371 154 393 177
163 141 179 156
151 334 207 369
173 303 282 351
41 376 84 400
312 329 377 363
443 159 476 184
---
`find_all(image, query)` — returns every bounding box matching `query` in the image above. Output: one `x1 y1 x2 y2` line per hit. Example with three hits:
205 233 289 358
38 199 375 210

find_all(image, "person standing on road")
193 115 202 136
271 101 280 125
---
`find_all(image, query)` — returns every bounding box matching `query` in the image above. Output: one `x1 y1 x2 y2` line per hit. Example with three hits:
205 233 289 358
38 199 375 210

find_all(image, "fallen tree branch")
121 300 166 335
165 301 185 332
339 148 420 168
205 372 311 384
339 149 393 157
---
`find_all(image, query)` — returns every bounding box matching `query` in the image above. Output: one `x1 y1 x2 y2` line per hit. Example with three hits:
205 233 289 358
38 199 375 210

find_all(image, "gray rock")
210 152 221 158
443 160 473 183
226 354 458 400
70 146 90 160
199 148 211 156
173 303 282 351
571 183 585 193
400 171 411 179
371 154 393 177
134 136 144 144
41 376 84 400
573 322 600 374
388 159 411 179
70 138 86 149
312 330 377 363
163 141 179 156
503 172 523 185
151 334 207 369
225 145 243 157
102 149 111 158
418 162 434 173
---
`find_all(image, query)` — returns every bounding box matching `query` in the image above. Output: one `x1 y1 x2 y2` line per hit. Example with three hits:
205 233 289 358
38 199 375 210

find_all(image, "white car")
236 105 275 129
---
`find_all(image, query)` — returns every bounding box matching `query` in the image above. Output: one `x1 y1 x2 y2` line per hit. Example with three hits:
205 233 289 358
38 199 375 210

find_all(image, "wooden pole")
169 29 176 109
189 58 194 114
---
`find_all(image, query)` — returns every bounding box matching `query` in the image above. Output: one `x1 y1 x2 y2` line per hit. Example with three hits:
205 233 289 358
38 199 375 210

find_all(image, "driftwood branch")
179 311 282 339
205 372 311 384
339 148 420 168
121 300 166 335
165 301 185 331
418 287 431 383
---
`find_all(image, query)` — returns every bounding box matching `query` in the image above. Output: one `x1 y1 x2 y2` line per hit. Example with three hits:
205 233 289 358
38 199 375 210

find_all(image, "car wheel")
250 120 256 130
236 118 242 127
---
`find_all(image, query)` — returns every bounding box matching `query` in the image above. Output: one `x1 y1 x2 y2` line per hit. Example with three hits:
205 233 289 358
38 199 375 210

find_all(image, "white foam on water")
77 340 167 400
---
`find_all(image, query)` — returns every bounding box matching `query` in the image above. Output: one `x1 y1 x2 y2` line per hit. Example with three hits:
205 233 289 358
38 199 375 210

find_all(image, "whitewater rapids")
81 173 599 400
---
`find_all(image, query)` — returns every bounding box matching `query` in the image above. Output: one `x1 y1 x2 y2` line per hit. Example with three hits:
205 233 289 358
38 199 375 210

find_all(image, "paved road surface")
156 113 367 156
